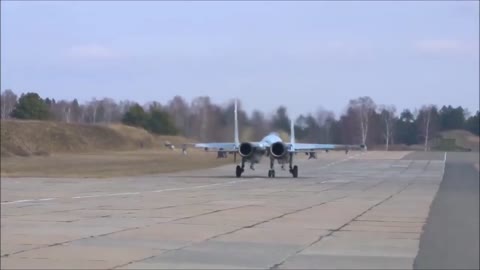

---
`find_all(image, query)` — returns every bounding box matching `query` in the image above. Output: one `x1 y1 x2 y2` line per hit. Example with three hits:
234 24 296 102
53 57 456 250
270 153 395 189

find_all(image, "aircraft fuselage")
238 132 288 169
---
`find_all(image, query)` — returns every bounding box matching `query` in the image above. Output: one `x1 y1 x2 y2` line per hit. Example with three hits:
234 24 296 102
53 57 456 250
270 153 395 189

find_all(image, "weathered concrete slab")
120 240 302 269
278 254 415 269
1 244 159 269
213 227 330 246
300 234 419 258
2 151 466 269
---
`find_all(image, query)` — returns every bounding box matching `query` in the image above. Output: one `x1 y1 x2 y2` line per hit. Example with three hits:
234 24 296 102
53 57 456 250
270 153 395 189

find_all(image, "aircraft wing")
187 141 265 152
179 140 269 152
191 142 238 152
287 143 367 152
286 120 367 153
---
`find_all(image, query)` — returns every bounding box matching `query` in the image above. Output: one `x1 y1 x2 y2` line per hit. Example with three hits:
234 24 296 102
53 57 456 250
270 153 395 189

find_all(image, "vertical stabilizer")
234 99 240 146
290 119 295 150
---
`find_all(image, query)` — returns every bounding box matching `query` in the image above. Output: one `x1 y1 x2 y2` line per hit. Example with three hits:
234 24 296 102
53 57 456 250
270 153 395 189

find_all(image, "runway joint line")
1 179 259 206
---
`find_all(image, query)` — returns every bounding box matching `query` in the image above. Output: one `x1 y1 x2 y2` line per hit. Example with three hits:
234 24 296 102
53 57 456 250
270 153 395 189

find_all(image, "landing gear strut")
288 153 299 178
235 158 246 177
290 165 298 178
268 157 275 178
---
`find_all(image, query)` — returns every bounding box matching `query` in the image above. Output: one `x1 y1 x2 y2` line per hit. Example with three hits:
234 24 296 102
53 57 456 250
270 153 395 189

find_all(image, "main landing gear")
235 165 243 177
267 154 299 178
290 165 298 178
288 153 298 178
235 155 299 178
235 158 246 178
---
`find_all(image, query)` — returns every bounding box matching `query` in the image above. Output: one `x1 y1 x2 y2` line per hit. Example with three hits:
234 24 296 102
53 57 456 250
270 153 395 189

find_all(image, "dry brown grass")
1 120 233 178
0 120 194 157
367 144 425 151
440 130 479 152
1 149 233 178
365 130 479 152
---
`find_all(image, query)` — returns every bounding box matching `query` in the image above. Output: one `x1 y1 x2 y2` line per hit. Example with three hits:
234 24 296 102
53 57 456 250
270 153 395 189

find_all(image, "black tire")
268 170 271 178
272 170 275 178
236 165 242 178
292 165 298 178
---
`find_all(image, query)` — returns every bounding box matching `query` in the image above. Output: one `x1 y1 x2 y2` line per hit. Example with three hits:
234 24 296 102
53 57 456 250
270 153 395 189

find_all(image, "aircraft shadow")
167 175 313 179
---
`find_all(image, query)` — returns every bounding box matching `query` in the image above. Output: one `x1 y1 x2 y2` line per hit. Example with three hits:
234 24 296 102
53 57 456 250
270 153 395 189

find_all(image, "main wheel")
271 170 275 178
236 165 242 177
292 165 298 178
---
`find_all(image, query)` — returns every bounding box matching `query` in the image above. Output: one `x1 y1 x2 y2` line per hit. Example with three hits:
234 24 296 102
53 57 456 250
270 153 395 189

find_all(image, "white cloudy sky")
1 1 478 118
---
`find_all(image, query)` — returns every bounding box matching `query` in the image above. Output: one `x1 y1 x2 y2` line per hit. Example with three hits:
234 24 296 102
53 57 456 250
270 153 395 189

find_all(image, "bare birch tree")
92 100 98 124
167 95 190 136
70 99 82 123
340 108 359 144
316 108 335 143
83 98 100 124
118 100 135 118
1 89 18 119
348 96 376 145
190 96 212 141
417 105 438 152
378 105 396 151
99 98 117 124
49 100 71 122
324 115 335 143
424 108 431 151
61 101 71 123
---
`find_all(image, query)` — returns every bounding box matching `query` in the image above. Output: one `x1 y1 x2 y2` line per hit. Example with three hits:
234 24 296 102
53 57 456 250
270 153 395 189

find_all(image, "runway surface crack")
0 227 139 258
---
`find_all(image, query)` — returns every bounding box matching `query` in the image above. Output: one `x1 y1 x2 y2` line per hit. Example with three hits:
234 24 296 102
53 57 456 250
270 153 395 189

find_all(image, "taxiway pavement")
413 152 479 270
1 150 477 269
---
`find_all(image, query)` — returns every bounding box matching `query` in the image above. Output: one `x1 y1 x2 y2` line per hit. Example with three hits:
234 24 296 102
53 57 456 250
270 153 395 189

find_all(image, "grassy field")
2 120 478 178
435 130 479 152
1 149 233 178
368 130 479 152
0 120 193 157
1 120 232 178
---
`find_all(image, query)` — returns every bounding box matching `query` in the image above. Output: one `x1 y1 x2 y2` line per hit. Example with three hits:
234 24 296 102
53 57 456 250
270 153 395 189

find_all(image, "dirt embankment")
0 120 189 157
438 130 479 152
367 130 479 152
1 120 234 178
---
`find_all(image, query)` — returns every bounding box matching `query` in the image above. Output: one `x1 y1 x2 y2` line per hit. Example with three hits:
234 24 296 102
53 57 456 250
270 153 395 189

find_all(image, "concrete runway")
0 151 476 269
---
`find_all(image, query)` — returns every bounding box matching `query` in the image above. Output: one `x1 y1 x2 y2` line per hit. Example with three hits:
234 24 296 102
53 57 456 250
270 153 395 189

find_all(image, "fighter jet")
183 100 366 178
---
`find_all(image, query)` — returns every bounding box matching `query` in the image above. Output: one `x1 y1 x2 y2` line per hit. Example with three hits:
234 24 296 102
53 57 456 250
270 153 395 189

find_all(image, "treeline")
1 89 478 149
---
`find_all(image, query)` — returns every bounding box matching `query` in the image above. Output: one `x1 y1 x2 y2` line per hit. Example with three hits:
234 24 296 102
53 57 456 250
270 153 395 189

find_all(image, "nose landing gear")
268 158 275 178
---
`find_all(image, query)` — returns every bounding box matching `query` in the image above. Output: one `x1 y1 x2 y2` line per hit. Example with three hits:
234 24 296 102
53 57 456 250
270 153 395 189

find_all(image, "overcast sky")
1 1 479 118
